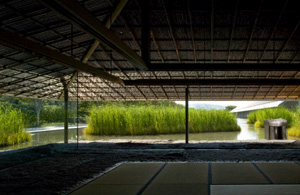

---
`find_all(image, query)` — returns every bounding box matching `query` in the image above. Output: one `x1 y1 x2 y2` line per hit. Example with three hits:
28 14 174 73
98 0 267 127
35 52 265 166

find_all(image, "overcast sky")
175 101 259 107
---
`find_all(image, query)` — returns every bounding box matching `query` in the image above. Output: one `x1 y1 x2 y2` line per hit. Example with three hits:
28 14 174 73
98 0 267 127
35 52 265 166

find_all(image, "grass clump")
288 108 300 137
247 112 257 124
85 105 240 135
0 106 31 147
247 106 300 138
288 127 300 137
246 107 294 128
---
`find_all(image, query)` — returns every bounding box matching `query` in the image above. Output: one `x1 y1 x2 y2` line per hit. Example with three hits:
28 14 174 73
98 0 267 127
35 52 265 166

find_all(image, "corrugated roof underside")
0 0 300 100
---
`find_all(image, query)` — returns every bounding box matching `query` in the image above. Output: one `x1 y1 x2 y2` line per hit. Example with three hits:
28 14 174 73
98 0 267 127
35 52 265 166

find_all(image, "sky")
175 101 255 107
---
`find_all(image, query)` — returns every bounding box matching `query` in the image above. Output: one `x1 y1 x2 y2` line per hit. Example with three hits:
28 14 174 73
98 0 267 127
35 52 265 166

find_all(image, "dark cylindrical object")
185 87 189 144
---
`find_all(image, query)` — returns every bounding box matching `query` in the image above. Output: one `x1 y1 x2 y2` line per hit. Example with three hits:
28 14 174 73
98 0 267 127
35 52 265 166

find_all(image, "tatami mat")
90 163 164 185
151 163 208 184
70 184 143 195
142 184 208 195
212 163 269 184
69 162 300 195
211 185 300 195
256 163 300 184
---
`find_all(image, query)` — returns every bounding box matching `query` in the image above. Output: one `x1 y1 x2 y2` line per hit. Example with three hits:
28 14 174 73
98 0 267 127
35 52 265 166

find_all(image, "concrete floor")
69 162 300 195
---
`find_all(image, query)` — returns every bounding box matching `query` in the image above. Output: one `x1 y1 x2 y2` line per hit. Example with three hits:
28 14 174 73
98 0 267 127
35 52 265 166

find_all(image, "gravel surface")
1 140 300 195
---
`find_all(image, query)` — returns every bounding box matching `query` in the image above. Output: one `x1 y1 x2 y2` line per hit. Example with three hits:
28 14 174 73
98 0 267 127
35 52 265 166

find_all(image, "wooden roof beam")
291 51 300 64
161 0 181 63
259 0 288 63
243 1 262 63
124 79 300 86
95 45 137 100
0 29 123 84
39 0 147 70
57 0 129 100
140 0 150 64
187 0 197 63
227 0 239 62
147 63 300 71
275 18 300 63
211 0 214 63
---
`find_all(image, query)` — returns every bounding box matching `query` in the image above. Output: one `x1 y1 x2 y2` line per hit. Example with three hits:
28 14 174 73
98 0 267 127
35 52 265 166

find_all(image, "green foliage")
288 127 300 137
288 107 300 137
0 96 81 127
247 111 257 124
246 107 294 128
225 105 237 111
85 105 240 135
0 106 31 146
40 105 64 123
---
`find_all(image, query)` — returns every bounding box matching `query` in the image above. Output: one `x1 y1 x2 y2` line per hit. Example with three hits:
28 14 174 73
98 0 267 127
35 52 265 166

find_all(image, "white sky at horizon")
175 101 263 107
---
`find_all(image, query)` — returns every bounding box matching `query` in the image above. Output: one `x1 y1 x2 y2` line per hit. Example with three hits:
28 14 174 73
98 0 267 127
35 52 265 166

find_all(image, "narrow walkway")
26 124 87 133
70 162 300 195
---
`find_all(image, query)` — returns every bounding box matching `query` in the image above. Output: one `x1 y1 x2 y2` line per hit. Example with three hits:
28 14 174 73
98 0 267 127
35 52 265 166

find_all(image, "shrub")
0 106 31 146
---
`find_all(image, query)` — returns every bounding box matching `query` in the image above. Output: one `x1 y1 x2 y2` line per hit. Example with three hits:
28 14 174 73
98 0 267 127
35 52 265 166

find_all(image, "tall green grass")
247 106 300 138
84 105 240 135
246 107 294 128
0 106 31 146
288 108 300 137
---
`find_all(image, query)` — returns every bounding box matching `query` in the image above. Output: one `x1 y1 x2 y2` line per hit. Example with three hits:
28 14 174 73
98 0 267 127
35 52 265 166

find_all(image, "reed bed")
288 109 300 137
0 106 31 146
84 105 240 135
246 107 294 128
246 106 300 138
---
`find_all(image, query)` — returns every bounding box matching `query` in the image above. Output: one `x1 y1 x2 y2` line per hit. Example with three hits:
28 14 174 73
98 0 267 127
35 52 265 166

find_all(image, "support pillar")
185 87 189 144
64 84 68 144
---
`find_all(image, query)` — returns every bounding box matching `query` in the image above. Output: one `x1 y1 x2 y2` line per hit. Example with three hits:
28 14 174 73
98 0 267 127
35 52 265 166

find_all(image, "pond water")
2 118 299 151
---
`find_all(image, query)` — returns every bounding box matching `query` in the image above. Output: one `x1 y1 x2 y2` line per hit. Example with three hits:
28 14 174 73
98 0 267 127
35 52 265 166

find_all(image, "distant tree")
225 105 237 111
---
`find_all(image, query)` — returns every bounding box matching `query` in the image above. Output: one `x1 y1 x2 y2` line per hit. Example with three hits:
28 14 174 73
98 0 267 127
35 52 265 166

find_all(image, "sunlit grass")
288 108 300 138
84 105 241 135
246 106 300 138
0 106 31 146
288 127 300 137
246 107 294 128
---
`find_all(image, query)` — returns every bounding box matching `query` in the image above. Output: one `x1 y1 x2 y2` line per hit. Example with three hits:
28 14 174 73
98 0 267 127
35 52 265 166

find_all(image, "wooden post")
185 87 189 144
64 84 68 144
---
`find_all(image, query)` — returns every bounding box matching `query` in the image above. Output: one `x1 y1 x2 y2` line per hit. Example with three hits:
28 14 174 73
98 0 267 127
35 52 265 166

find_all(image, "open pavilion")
1 0 300 194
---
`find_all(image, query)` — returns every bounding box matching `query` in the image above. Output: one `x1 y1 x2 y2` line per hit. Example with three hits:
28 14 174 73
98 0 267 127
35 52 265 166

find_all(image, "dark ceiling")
0 0 300 101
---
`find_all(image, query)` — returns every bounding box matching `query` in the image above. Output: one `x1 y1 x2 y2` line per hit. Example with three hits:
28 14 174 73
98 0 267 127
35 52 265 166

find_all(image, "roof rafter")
227 0 239 62
0 29 123 84
57 0 129 100
124 79 300 86
38 0 147 70
161 0 181 63
147 63 300 71
275 18 300 63
95 45 137 100
187 0 197 62
243 0 263 63
259 0 288 62
211 0 214 63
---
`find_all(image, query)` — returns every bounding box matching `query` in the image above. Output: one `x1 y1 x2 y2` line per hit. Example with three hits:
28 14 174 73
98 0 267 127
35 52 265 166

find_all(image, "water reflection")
237 118 264 140
1 118 299 151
